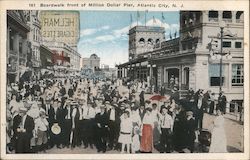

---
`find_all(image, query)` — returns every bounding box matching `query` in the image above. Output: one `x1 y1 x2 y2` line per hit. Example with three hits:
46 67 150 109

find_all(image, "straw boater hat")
51 123 61 135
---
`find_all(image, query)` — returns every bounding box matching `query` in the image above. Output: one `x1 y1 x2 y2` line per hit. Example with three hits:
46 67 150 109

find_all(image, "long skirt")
140 124 153 152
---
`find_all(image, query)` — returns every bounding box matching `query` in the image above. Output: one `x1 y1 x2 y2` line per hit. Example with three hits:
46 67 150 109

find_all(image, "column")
125 67 127 77
179 65 182 89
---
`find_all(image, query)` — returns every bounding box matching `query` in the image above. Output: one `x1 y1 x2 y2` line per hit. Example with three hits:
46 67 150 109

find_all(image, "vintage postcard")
0 0 249 159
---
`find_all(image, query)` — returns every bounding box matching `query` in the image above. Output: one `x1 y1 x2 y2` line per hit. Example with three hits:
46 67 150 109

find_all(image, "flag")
153 16 156 24
130 13 133 26
162 12 165 20
174 30 177 38
144 10 148 26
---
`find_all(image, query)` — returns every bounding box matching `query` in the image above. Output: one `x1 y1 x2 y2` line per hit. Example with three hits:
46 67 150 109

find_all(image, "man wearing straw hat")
12 107 34 153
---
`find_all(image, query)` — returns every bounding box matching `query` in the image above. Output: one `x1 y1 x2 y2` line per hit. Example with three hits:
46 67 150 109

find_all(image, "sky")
77 11 179 67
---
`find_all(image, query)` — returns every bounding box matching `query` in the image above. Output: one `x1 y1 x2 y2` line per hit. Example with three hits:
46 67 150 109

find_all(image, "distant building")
82 54 100 71
42 41 81 70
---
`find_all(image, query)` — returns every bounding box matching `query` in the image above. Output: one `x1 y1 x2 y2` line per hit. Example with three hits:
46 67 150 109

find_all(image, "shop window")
209 64 225 86
235 42 242 48
223 11 232 19
222 41 231 48
232 64 243 86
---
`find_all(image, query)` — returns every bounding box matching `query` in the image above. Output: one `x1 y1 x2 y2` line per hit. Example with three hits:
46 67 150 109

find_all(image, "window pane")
223 41 231 48
232 64 244 86
223 11 232 19
209 11 218 18
235 42 242 48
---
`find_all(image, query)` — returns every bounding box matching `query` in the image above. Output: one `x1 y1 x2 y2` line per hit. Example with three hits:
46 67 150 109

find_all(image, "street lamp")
210 21 231 93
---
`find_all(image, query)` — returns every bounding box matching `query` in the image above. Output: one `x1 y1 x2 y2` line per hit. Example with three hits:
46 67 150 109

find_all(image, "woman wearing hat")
140 107 154 153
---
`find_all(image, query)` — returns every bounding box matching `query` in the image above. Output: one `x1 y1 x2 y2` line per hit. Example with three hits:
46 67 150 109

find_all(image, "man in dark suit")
194 93 205 130
43 98 55 149
13 107 34 153
107 103 121 150
62 99 73 148
218 91 227 114
94 105 109 153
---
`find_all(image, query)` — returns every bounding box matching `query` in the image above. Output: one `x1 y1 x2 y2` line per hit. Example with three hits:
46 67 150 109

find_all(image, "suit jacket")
13 114 34 139
95 112 109 128
42 104 54 124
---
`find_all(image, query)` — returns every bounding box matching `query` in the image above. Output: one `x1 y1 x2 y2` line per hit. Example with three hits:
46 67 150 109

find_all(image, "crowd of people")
6 77 228 154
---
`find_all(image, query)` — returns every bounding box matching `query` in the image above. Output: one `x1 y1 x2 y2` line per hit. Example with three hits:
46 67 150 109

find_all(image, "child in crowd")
34 110 49 153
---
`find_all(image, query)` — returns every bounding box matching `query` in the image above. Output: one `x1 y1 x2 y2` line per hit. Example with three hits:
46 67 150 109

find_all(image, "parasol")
149 95 169 102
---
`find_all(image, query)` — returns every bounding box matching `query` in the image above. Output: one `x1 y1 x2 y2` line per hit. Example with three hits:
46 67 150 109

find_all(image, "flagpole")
130 14 133 28
161 13 163 27
137 11 138 26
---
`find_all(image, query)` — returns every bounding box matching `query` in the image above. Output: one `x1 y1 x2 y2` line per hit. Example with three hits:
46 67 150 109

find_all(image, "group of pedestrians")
6 77 228 154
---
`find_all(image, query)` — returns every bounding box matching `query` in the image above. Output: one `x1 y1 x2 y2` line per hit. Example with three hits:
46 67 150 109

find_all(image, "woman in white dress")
209 109 227 153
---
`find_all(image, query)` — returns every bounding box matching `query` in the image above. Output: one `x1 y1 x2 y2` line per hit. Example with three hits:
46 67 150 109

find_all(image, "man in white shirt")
160 106 173 153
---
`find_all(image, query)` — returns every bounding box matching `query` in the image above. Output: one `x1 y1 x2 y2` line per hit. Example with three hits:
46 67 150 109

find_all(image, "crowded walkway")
6 77 242 154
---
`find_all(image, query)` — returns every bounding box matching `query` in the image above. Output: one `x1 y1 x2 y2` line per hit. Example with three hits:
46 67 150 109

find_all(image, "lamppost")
210 21 232 93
